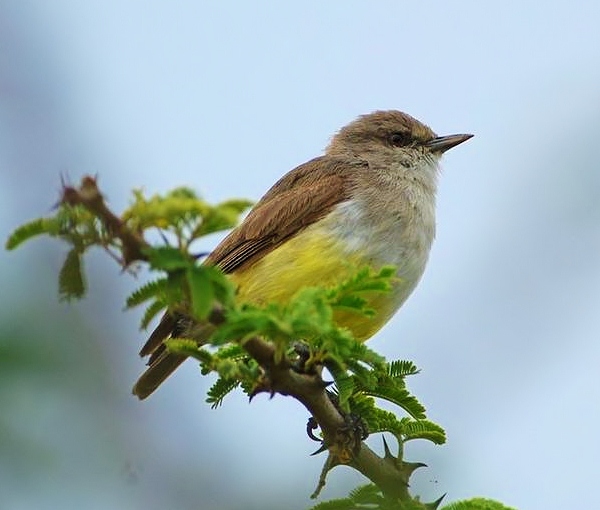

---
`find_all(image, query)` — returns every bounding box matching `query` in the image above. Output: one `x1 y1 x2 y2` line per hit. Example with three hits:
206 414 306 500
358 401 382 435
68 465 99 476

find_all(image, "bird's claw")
305 411 369 463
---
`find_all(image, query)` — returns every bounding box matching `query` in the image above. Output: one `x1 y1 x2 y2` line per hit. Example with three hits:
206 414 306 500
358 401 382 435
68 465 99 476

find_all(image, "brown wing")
208 156 365 273
133 156 366 399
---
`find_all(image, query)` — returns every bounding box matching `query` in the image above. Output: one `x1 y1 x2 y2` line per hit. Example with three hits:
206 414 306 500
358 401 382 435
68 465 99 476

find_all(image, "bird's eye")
389 132 410 147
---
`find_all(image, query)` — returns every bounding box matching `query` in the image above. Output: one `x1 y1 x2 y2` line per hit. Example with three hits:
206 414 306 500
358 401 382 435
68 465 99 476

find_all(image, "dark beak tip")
428 133 474 153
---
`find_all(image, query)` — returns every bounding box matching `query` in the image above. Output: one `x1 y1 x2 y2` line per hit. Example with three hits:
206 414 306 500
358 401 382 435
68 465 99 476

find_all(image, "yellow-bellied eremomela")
133 110 472 399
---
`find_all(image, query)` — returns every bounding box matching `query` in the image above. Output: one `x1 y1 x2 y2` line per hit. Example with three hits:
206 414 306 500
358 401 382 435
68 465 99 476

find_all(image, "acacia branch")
62 176 412 500
197 296 412 499
61 176 149 264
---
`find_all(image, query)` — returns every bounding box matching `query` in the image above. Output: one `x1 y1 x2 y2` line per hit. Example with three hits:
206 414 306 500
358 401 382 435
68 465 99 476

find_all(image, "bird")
133 110 472 399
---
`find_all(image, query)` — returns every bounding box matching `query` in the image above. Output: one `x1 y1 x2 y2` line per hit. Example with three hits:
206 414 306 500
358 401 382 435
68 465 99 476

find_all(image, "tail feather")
133 351 187 399
139 313 177 357
133 312 215 399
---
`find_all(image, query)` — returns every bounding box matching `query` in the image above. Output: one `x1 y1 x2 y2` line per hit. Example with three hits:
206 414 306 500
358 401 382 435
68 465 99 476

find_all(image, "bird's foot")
306 393 369 463
290 341 313 373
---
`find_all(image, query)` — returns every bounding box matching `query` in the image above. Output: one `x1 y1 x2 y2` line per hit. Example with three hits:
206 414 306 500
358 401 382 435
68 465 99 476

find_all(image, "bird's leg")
306 389 369 462
257 340 368 462
291 341 312 373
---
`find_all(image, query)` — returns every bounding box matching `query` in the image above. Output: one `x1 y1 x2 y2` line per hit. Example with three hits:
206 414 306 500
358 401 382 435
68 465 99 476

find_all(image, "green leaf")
309 499 355 510
58 248 86 301
205 265 236 308
349 483 383 504
333 294 370 313
206 376 240 408
388 360 420 378
441 498 517 510
353 401 407 436
163 272 186 307
195 199 253 237
355 370 427 420
310 485 386 510
366 383 426 420
145 246 191 271
212 343 248 361
126 278 168 308
215 358 240 379
187 266 214 319
5 218 57 250
399 418 446 445
333 375 355 409
123 187 208 230
164 338 202 358
217 198 255 212
140 300 166 330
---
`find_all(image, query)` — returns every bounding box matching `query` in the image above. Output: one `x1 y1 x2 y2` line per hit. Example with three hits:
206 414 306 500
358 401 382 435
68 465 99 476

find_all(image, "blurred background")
1 2 599 509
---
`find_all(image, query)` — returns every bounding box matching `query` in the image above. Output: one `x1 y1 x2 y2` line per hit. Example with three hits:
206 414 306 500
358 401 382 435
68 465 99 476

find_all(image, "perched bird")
133 110 472 399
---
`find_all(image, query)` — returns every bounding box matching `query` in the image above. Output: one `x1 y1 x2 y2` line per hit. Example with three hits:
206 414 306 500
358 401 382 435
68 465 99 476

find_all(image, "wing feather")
207 156 365 272
133 155 366 399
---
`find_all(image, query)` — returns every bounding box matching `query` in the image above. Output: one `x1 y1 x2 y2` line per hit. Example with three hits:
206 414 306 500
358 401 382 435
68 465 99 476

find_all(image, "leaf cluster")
161 265 445 450
123 187 251 250
6 185 251 304
6 205 114 300
311 483 444 510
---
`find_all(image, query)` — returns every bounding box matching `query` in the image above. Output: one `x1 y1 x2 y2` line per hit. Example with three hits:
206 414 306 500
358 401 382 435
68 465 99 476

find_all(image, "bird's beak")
426 133 473 153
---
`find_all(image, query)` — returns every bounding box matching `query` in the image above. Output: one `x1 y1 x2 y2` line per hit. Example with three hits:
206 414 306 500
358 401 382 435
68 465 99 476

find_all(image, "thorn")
424 493 446 509
403 461 427 476
158 230 170 245
310 443 328 456
248 375 273 401
306 417 321 442
382 436 395 460
248 385 267 402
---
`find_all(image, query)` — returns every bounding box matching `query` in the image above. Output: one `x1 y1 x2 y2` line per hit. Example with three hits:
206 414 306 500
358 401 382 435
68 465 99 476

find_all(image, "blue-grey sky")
1 2 599 509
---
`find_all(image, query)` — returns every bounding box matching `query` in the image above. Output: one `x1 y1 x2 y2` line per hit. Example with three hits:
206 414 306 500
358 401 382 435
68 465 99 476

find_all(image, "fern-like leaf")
399 418 446 445
388 360 420 378
58 247 86 301
126 278 168 308
6 218 57 250
333 375 355 409
213 343 249 361
364 382 426 420
206 377 240 408
146 246 191 271
140 299 166 330
442 498 517 510
310 484 384 510
194 198 253 237
187 266 213 319
359 405 406 436
309 499 355 510
164 339 213 365
348 483 383 505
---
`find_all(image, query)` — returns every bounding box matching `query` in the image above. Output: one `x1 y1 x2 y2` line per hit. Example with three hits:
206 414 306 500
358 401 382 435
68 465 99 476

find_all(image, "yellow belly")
230 223 401 341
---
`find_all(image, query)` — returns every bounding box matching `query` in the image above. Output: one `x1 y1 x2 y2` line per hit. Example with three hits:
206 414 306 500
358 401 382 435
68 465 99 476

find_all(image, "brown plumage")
133 157 367 399
133 110 472 399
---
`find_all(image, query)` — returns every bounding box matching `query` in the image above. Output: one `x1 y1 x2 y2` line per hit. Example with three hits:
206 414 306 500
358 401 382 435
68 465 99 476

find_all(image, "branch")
207 306 410 499
247 336 411 500
62 176 413 500
61 176 149 265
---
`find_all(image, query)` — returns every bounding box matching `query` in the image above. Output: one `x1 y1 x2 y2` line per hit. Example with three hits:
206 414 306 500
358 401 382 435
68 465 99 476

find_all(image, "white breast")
318 180 436 308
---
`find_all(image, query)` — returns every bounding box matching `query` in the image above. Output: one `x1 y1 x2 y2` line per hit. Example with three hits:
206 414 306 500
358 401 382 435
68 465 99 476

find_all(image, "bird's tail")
132 313 213 399
133 351 187 399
